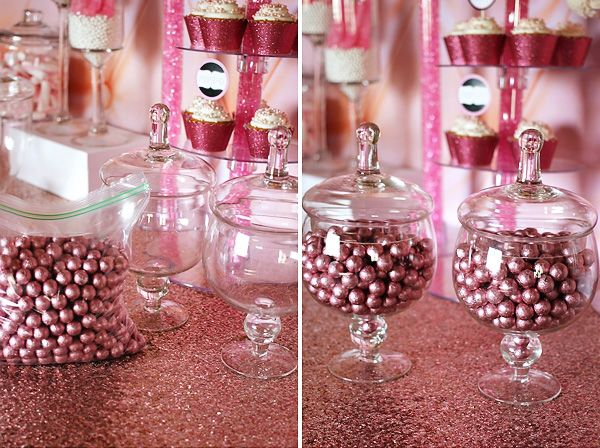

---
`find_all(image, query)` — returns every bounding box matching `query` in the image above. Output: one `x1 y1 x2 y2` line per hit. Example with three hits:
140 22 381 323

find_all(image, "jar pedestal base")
478 367 561 406
129 299 189 333
221 340 297 380
328 349 411 384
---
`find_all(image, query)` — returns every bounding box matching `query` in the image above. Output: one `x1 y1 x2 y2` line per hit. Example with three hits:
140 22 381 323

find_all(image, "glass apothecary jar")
302 122 436 383
204 126 298 380
0 9 58 121
101 104 216 332
452 129 598 406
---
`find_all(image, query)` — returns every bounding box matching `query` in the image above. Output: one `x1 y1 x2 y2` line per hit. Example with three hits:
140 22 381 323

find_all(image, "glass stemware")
453 129 598 405
325 0 380 134
204 126 298 380
302 123 436 383
69 0 127 147
301 0 346 175
100 104 215 332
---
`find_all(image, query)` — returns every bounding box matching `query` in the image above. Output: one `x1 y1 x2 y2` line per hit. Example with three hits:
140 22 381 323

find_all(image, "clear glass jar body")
0 10 59 121
453 227 597 334
302 218 436 317
204 217 298 316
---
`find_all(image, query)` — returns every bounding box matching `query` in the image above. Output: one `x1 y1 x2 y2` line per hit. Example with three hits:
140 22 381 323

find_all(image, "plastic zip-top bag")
0 173 150 365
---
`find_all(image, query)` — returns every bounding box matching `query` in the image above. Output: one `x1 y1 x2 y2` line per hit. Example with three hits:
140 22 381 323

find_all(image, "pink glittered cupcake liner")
444 35 465 65
552 36 591 67
506 34 558 67
459 34 505 66
446 132 498 167
183 112 234 153
184 15 204 49
198 17 246 52
511 137 557 170
247 20 298 56
245 125 295 159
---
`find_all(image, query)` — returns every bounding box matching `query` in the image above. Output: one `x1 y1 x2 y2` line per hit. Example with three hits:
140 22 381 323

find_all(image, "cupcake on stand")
183 97 235 152
245 104 291 159
552 21 592 67
458 16 505 66
506 18 558 67
247 3 297 56
446 115 498 167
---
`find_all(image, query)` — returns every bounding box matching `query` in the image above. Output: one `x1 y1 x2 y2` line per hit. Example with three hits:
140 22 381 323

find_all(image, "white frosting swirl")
556 21 587 37
514 120 555 140
187 97 232 123
461 17 503 35
195 0 245 20
450 116 496 137
566 0 600 19
253 4 296 22
449 21 469 36
250 106 290 129
512 18 552 35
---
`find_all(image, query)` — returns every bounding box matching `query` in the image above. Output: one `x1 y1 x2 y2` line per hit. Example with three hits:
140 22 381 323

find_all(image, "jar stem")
349 315 387 364
137 275 169 313
244 313 282 359
500 333 542 383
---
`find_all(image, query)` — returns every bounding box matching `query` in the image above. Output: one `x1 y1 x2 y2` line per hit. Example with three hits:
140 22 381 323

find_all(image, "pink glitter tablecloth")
303 293 600 448
0 278 298 447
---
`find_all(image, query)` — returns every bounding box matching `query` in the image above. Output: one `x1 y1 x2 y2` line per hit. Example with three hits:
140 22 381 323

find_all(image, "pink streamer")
161 0 184 266
327 0 371 49
419 0 443 247
162 0 183 146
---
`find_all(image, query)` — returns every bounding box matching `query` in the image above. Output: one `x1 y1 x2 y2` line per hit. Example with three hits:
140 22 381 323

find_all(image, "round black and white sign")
468 0 495 10
196 59 229 101
458 75 491 116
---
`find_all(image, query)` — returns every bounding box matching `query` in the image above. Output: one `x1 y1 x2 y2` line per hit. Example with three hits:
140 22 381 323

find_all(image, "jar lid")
0 9 58 47
0 70 35 103
303 122 433 225
210 126 298 233
458 129 598 239
100 104 215 196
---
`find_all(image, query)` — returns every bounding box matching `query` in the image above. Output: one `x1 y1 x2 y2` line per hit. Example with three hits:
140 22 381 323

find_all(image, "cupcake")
184 0 213 48
182 97 235 152
445 116 498 167
197 0 246 52
458 17 505 66
444 21 468 65
245 105 291 158
247 4 298 56
506 18 558 67
512 120 557 169
552 21 592 67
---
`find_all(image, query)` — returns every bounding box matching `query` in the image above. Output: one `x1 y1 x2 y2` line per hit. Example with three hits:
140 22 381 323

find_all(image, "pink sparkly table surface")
0 278 298 448
302 293 600 448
